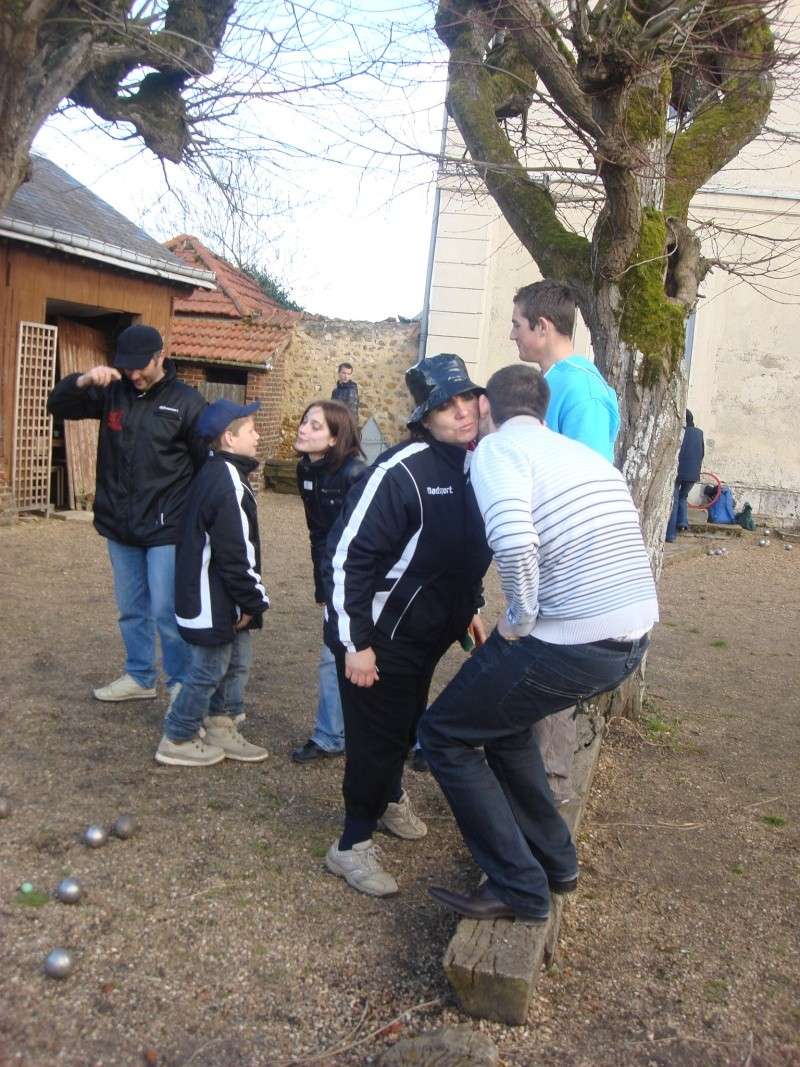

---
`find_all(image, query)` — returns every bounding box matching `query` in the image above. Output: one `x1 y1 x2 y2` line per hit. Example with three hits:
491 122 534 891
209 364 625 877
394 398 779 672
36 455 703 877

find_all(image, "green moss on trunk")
620 208 686 385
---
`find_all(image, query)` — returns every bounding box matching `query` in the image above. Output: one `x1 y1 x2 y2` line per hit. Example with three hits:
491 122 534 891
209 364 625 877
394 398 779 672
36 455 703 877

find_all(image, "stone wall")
276 318 419 458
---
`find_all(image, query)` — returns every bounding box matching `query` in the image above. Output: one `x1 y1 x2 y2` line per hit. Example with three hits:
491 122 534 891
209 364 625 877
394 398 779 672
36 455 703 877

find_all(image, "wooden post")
442 711 605 1025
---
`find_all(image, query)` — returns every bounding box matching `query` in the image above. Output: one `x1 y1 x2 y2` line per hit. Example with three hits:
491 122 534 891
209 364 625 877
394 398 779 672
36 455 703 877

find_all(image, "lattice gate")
12 322 58 512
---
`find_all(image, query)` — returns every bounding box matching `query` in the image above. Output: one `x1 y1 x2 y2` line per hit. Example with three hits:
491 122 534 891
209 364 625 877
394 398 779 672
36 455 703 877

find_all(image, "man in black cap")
48 323 207 703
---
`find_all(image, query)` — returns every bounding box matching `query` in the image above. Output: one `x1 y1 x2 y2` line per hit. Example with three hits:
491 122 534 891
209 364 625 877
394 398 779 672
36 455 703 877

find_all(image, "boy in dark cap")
156 399 270 766
47 324 207 704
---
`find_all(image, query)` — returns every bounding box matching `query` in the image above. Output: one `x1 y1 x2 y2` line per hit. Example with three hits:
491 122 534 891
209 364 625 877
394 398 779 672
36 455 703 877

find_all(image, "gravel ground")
0 496 797 1066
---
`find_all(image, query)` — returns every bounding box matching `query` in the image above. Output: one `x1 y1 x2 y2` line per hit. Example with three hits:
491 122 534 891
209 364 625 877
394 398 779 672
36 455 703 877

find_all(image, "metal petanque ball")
757 538 768 547
83 824 108 848
0 796 11 819
785 543 793 551
44 948 74 979
111 813 137 840
56 878 82 904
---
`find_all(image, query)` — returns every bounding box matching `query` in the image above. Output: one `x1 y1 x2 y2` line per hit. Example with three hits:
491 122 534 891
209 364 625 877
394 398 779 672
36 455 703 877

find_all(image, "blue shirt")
544 355 620 462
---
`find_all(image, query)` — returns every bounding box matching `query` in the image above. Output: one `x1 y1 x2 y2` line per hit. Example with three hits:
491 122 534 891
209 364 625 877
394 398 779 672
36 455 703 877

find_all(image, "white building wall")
424 177 800 524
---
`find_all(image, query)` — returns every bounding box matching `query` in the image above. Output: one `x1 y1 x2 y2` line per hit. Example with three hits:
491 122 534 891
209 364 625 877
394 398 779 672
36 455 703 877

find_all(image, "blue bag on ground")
708 485 736 524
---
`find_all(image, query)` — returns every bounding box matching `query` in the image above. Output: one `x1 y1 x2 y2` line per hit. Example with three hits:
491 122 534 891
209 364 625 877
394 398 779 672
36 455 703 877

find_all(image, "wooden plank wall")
0 241 181 485
57 319 107 509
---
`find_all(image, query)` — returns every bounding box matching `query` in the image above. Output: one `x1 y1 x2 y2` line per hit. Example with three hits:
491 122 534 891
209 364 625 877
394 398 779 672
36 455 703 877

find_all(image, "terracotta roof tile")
165 234 298 321
170 316 294 367
164 235 299 366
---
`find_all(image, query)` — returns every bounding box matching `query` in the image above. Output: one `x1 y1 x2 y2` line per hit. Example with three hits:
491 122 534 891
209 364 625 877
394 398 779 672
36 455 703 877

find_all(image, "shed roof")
165 235 294 319
0 156 215 289
166 235 299 367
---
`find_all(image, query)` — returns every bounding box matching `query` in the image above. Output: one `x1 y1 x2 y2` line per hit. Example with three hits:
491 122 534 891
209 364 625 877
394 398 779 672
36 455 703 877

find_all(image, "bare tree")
0 0 390 217
0 0 239 214
434 0 785 559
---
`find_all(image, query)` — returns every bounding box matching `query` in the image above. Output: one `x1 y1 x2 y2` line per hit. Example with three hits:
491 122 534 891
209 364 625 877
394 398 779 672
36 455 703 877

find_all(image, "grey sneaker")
325 839 399 897
155 735 226 767
377 790 427 840
203 716 268 762
93 674 157 702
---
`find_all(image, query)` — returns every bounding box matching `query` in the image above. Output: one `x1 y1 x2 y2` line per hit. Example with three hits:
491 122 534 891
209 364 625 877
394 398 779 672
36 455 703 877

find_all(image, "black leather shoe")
428 882 548 923
548 876 578 895
291 739 344 764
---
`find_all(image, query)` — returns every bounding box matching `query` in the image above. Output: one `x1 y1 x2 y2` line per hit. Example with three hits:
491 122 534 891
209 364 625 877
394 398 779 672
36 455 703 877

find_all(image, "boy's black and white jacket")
175 451 269 646
321 438 491 671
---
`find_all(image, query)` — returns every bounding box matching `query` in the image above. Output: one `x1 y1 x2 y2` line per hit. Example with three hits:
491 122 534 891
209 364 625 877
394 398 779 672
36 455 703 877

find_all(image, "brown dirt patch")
0 499 797 1066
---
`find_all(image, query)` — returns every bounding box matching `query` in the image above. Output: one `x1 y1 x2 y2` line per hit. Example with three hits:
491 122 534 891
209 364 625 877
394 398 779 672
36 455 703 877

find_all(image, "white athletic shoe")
93 674 157 702
203 715 268 762
155 735 226 767
378 790 427 840
325 839 399 897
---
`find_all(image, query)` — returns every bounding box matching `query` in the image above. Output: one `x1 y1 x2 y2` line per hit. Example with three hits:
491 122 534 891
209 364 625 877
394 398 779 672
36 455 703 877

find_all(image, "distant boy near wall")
156 399 270 767
331 362 360 423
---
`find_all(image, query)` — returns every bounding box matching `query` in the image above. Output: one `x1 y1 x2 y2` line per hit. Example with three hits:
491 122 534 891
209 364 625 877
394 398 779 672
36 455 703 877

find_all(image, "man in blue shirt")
511 281 619 462
510 280 621 803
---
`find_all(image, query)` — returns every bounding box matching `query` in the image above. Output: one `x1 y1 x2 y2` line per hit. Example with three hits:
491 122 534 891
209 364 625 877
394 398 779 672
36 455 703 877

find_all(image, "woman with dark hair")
321 354 492 898
292 400 367 764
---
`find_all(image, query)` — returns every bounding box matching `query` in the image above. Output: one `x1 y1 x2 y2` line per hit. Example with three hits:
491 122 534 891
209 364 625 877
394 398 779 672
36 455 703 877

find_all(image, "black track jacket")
322 438 492 672
296 453 367 602
47 361 206 546
174 451 269 646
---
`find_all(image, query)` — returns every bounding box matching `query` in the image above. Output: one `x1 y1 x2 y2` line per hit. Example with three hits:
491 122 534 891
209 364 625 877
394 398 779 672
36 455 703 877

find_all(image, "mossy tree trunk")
436 0 775 713
0 0 234 216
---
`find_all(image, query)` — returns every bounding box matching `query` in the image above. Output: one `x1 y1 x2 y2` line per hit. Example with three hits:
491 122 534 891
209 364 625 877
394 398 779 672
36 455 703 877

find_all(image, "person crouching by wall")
155 399 270 767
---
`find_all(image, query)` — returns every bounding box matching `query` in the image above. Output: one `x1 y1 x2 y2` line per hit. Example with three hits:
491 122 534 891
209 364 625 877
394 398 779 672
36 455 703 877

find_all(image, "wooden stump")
443 711 604 1025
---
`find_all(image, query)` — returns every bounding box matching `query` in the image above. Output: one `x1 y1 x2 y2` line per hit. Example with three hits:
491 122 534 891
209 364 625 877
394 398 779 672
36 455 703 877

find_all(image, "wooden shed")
0 156 215 515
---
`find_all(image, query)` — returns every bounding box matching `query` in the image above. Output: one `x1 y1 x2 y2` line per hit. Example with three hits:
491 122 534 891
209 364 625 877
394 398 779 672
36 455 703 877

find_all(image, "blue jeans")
107 540 188 689
419 629 648 919
666 480 693 541
164 631 253 742
311 640 345 753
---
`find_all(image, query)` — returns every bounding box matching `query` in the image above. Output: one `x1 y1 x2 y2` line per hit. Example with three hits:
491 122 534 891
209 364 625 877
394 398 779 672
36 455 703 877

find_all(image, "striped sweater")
470 416 658 644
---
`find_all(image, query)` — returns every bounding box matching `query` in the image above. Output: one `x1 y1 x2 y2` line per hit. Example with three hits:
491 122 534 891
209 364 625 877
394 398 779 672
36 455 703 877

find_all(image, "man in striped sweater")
512 279 621 805
419 364 658 923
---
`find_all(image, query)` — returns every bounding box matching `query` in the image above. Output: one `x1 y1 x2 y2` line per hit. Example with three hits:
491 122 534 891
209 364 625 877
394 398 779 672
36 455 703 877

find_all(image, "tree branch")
437 0 592 285
665 6 775 218
498 0 604 139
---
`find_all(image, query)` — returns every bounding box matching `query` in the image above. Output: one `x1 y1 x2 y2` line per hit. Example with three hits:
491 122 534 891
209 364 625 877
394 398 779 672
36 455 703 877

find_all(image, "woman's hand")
345 647 380 687
468 614 487 648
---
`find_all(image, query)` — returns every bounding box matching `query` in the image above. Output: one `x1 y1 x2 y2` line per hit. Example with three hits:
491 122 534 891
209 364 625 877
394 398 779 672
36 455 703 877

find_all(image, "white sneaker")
325 839 399 897
377 790 427 840
93 674 157 702
203 716 268 762
155 735 226 767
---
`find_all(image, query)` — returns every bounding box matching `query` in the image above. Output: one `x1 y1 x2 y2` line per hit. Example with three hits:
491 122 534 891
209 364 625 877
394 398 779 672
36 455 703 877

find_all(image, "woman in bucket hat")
320 354 493 898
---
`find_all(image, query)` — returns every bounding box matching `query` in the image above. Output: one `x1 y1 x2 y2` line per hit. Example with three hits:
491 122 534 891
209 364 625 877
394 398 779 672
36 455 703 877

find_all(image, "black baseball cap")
113 325 164 370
